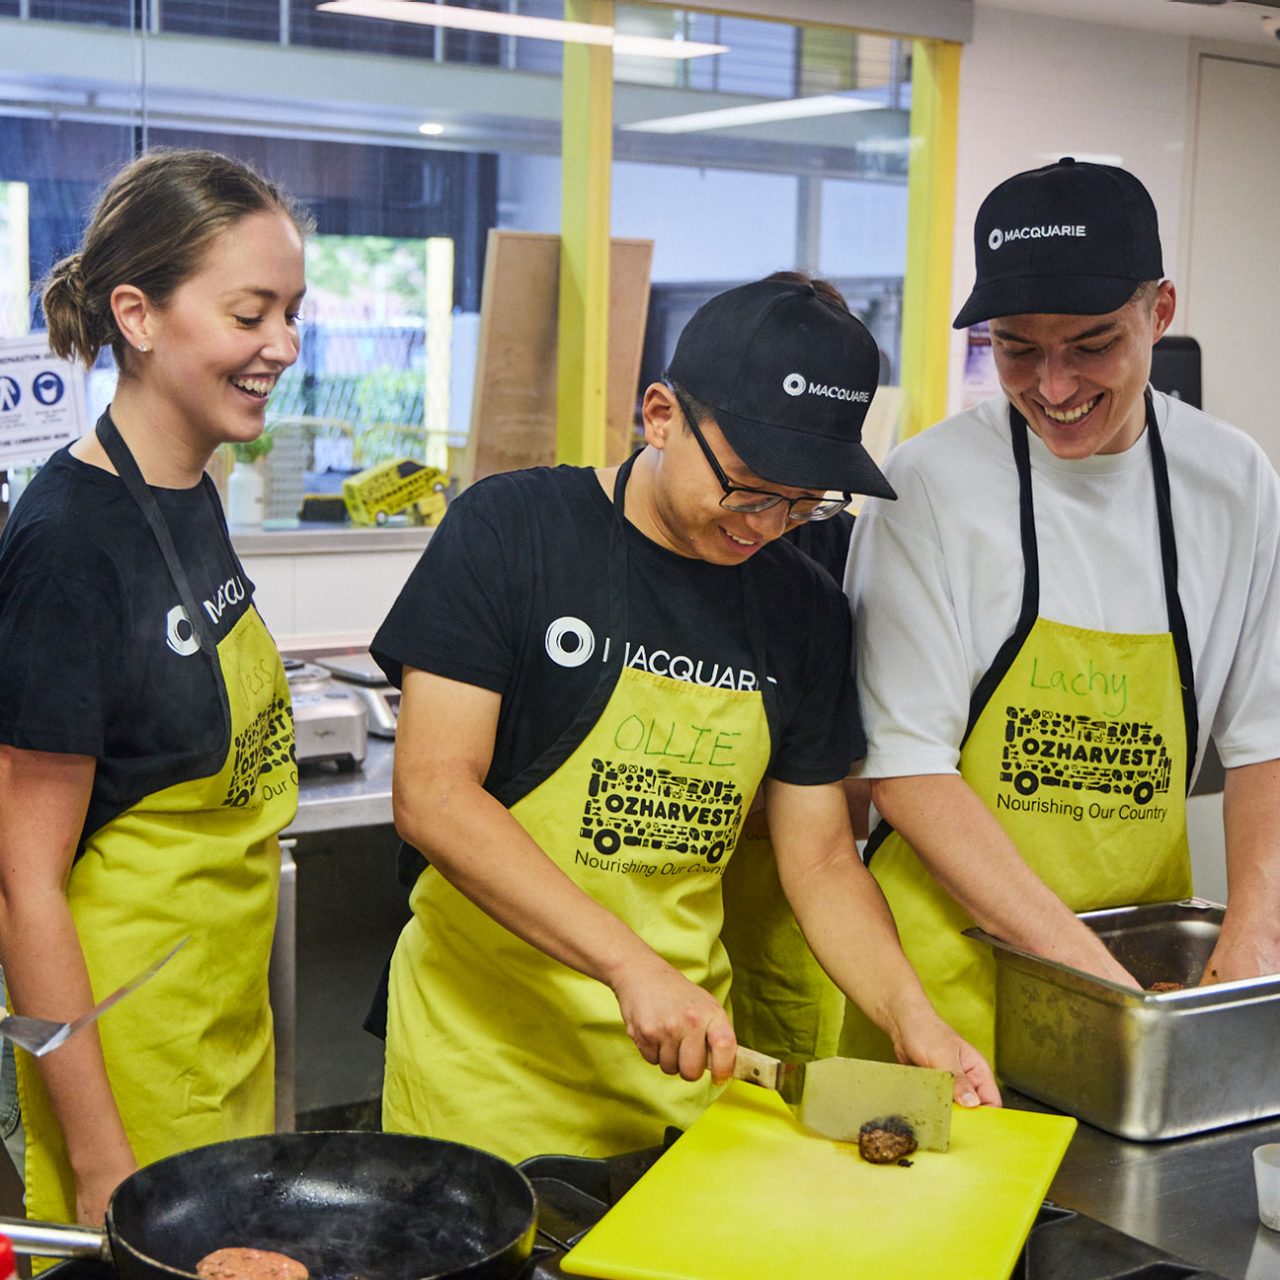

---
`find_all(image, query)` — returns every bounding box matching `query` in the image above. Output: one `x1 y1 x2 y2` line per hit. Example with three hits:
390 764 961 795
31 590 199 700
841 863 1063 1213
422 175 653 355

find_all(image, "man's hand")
611 957 737 1084
890 1009 1003 1108
1199 927 1280 986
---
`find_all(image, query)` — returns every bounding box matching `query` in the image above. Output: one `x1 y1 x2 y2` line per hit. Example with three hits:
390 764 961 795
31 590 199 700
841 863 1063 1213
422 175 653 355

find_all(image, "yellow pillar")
557 0 613 467
424 236 454 472
899 38 960 439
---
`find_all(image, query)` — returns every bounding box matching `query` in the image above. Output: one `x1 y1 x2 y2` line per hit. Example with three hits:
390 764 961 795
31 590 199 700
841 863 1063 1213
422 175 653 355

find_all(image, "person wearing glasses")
717 271 866 1067
369 276 999 1163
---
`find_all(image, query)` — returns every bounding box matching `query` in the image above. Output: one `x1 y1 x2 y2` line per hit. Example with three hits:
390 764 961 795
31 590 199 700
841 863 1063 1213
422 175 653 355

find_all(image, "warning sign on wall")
0 334 88 467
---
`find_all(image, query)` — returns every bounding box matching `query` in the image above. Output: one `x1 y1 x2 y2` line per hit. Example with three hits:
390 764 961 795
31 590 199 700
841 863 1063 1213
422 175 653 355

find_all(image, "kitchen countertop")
1026 1091 1280 1277
285 734 395 835
284 741 1277 1275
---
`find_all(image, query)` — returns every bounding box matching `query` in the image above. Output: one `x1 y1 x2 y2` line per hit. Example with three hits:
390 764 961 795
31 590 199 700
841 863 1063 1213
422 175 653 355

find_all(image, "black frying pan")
2 1131 537 1280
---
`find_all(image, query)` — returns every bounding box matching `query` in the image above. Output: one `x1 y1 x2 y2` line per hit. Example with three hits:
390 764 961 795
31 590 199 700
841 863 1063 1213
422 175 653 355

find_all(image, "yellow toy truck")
342 458 449 527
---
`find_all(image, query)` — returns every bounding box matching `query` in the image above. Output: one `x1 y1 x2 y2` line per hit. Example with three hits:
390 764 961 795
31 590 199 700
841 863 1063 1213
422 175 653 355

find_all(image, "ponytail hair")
41 148 313 369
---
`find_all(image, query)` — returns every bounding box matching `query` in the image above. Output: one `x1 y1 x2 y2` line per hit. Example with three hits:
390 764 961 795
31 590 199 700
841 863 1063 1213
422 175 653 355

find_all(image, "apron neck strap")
1145 391 1199 787
95 411 218 658
1007 405 1041 632
614 444 777 740
612 447 643 522
1001 392 1196 786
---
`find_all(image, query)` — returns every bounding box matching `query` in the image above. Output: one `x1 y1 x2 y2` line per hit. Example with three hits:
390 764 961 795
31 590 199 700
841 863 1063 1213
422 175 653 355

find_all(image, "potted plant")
225 431 274 526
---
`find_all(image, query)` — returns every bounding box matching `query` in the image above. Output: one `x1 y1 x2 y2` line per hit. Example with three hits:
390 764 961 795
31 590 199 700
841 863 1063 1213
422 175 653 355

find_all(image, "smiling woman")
43 150 312 482
0 149 311 1228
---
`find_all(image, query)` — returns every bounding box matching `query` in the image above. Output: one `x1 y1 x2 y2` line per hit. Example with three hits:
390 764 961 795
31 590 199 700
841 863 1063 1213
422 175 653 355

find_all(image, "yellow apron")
17 416 296 1223
719 516 855 1062
382 453 775 1161
842 395 1196 1066
719 835 844 1060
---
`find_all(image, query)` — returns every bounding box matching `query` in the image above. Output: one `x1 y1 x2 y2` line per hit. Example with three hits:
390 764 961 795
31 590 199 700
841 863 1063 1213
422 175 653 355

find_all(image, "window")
0 2 912 532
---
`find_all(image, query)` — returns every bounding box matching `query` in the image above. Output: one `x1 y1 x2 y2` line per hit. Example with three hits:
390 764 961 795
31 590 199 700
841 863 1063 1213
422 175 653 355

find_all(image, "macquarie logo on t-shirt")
166 605 201 657
163 574 248 658
542 615 771 691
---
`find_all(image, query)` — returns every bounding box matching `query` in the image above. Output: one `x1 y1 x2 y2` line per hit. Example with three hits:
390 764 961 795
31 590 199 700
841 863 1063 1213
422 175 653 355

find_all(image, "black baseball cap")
953 157 1164 329
667 278 894 500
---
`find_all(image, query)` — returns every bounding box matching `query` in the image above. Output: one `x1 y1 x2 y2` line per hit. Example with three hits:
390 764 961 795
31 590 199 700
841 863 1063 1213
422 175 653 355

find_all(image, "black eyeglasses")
670 388 850 524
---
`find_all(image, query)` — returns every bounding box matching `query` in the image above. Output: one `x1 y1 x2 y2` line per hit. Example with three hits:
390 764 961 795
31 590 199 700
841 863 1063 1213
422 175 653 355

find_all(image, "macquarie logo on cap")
781 372 871 404
988 223 1087 252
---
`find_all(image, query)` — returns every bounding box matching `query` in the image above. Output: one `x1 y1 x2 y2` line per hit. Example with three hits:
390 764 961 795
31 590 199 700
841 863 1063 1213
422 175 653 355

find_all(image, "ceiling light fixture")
417 121 444 135
625 94 882 135
317 0 728 59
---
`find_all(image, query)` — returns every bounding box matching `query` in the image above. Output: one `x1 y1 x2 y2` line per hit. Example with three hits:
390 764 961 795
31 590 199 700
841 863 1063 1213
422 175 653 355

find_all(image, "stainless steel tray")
965 899 1280 1141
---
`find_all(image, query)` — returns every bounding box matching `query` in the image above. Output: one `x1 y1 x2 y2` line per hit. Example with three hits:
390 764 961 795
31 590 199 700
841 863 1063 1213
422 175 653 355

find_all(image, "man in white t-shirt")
842 157 1280 1064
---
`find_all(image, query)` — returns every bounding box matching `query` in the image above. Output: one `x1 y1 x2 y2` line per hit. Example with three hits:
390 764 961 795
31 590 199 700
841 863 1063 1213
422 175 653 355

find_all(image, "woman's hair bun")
42 251 103 366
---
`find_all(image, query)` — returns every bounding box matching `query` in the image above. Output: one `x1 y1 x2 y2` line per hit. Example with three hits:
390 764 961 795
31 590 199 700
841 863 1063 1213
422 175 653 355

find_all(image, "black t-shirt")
372 465 864 797
784 509 855 586
0 444 255 846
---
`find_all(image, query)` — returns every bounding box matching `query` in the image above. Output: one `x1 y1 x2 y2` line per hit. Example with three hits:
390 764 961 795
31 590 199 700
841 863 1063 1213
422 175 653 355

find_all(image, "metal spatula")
0 937 187 1057
733 1045 954 1150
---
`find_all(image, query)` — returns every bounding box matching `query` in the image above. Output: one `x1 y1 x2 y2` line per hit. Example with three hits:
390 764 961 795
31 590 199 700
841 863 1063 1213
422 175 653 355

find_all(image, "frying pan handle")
0 1216 110 1259
733 1046 784 1090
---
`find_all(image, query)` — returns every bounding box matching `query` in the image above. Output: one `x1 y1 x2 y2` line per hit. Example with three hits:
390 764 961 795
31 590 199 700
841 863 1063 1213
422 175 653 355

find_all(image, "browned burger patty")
857 1116 918 1165
1148 981 1186 993
195 1247 309 1280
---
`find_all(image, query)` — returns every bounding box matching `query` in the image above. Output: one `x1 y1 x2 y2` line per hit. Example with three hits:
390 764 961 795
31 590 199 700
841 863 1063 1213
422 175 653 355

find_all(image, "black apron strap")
1145 390 1199 788
867 405 1040 863
95 410 217 659
94 411 230 756
959 408 1041 747
487 453 637 810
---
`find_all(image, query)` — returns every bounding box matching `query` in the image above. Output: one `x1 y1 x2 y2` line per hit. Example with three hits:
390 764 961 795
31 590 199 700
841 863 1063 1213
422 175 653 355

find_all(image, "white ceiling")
975 0 1280 47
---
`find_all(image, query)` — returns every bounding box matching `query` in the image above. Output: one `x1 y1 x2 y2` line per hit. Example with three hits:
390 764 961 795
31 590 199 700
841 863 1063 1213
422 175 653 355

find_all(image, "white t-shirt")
846 391 1280 785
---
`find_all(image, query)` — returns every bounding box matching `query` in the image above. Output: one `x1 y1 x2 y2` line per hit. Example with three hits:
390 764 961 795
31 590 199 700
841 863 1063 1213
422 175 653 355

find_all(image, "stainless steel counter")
285 735 395 835
1018 1088 1280 1278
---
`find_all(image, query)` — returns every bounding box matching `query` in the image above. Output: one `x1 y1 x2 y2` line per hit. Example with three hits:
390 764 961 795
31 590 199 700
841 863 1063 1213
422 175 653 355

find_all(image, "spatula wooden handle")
733 1046 784 1091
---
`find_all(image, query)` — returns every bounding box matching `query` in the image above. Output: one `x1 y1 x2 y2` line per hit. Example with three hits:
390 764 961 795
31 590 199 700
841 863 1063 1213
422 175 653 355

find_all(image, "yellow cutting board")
562 1082 1076 1280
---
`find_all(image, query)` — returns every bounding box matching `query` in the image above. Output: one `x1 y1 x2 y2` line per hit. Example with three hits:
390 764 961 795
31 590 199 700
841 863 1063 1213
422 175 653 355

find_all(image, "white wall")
1182 53 1280 465
611 162 799 282
240 543 426 652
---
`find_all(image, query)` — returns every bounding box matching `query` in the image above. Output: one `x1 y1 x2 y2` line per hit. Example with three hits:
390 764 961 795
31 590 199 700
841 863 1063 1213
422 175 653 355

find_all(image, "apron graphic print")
579 757 746 868
999 704 1173 817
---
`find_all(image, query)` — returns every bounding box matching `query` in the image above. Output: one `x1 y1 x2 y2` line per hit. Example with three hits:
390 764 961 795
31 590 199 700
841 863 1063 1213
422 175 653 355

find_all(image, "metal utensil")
732 1045 954 1149
0 938 187 1057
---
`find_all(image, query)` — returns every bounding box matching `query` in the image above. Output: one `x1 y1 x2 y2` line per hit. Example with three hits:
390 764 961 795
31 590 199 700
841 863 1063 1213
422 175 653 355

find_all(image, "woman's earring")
138 342 150 353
